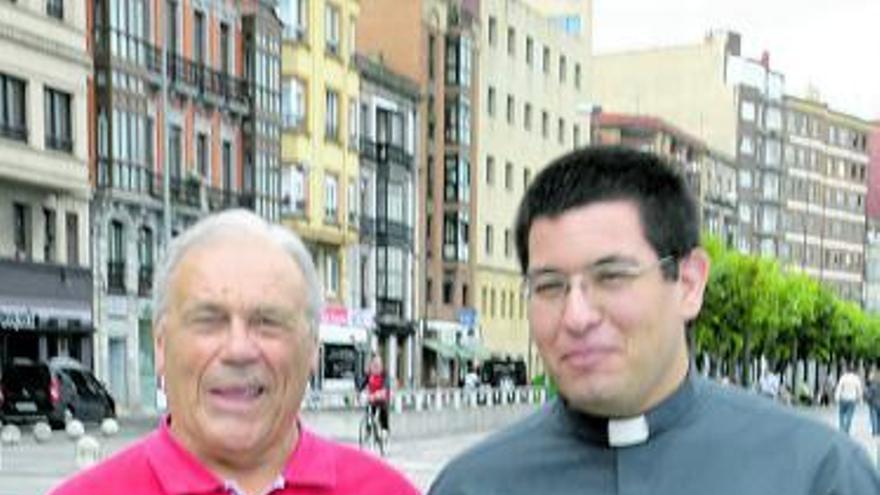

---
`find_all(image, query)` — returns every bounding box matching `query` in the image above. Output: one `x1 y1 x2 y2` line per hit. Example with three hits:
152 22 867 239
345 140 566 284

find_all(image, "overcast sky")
592 0 880 122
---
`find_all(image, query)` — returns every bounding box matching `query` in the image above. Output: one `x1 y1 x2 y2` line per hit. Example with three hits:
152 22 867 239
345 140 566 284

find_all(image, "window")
506 95 514 124
443 277 454 304
169 125 182 179
44 88 72 152
741 101 756 122
485 224 493 255
325 252 339 296
504 229 511 258
504 161 513 190
346 178 358 225
559 55 567 82
325 89 339 140
525 36 534 66
348 100 358 148
138 227 153 296
487 86 496 116
557 118 565 145
573 124 581 148
167 0 179 53
194 10 205 64
524 103 532 131
220 22 230 74
0 73 27 142
47 0 64 19
541 110 549 138
740 135 754 156
488 16 497 46
108 220 125 293
507 27 516 56
324 173 338 223
523 168 531 189
486 155 495 185
325 3 340 55
575 63 581 89
222 141 233 191
427 34 436 81
282 78 306 130
13 203 31 261
281 0 308 40
43 208 56 263
542 45 550 74
66 212 79 265
196 133 208 179
281 164 308 214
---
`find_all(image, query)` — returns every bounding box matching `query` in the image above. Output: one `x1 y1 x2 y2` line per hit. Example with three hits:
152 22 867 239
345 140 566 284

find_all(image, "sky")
592 0 880 122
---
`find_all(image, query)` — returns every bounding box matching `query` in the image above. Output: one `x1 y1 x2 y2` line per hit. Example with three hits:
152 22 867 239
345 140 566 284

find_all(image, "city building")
278 0 364 390
867 123 880 313
354 53 420 389
782 96 870 302
474 0 591 377
0 1 93 370
594 113 739 247
358 0 477 386
594 31 786 257
88 0 280 413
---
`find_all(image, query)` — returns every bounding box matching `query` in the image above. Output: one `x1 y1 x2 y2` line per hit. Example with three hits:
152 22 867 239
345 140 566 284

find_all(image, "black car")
0 357 116 429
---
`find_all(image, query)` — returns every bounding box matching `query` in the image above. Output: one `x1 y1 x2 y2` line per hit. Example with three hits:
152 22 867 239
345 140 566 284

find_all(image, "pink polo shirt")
49 418 420 495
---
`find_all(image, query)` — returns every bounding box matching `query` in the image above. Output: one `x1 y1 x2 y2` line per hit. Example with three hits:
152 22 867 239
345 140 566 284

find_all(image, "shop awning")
422 338 461 359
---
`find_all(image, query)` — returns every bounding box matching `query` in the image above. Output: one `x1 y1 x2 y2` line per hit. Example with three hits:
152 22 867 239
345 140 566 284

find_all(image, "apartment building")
0 0 93 370
278 0 364 389
358 0 479 386
594 31 784 258
781 96 870 302
475 0 591 376
354 53 420 389
595 113 739 247
88 0 280 412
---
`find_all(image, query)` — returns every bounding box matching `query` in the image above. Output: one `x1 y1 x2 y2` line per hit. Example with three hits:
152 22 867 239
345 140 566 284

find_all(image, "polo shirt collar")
145 417 336 494
556 368 699 448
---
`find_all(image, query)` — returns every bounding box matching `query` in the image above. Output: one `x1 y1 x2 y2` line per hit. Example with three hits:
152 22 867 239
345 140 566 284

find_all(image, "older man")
429 146 880 494
51 210 419 495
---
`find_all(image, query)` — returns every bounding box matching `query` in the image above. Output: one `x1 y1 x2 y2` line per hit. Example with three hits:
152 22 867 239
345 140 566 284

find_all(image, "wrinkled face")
155 234 317 466
526 200 708 417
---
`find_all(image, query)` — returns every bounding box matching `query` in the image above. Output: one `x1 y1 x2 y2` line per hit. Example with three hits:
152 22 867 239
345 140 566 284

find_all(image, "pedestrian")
428 146 880 494
361 354 391 440
866 369 880 437
835 366 863 435
50 210 419 495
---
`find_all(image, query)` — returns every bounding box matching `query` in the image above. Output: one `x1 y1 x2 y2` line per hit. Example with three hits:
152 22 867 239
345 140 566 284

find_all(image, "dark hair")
514 146 700 278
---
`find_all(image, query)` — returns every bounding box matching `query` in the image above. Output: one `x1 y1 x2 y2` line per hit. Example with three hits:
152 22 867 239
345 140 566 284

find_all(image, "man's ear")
678 247 710 321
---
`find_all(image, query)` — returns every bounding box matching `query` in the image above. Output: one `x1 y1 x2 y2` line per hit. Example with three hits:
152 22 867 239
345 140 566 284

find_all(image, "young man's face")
155 233 316 469
526 200 708 417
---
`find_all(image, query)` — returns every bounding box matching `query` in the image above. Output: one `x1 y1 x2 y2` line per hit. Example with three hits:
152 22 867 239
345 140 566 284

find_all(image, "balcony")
208 186 243 211
107 261 126 294
376 219 413 247
0 122 28 143
359 138 413 170
377 297 404 318
45 135 73 153
169 176 201 208
96 158 161 198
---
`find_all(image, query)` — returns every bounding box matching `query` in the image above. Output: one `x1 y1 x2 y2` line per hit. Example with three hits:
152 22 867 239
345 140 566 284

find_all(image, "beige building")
475 0 591 376
782 96 870 302
0 1 94 368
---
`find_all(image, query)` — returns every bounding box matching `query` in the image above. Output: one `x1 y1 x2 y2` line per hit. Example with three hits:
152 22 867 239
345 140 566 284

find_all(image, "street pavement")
0 404 877 495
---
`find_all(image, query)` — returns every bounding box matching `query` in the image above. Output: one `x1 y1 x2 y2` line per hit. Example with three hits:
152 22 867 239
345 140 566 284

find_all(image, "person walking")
864 369 880 437
835 367 864 435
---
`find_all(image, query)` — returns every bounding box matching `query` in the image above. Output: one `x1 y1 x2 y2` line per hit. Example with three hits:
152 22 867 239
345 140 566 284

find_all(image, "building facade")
0 0 94 371
278 0 364 389
594 113 739 248
355 53 420 389
475 0 591 377
781 96 870 303
88 0 280 413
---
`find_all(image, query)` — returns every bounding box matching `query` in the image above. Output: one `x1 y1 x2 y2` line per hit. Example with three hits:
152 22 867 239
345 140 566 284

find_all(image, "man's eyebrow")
181 301 226 315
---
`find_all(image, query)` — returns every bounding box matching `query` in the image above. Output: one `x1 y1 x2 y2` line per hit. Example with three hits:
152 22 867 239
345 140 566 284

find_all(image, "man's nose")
559 278 602 334
221 316 261 362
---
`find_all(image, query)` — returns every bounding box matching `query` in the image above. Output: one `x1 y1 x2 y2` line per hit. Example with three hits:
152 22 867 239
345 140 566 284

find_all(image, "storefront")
316 305 371 391
0 260 93 370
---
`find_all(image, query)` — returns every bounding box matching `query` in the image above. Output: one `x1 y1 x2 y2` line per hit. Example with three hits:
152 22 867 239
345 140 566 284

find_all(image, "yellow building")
279 0 364 388
475 0 592 376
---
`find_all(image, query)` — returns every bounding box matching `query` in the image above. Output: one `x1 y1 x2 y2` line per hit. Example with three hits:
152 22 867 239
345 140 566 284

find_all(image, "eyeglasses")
523 256 676 310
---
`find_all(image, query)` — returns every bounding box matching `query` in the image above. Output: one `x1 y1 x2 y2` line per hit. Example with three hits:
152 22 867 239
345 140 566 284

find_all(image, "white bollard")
100 418 120 437
434 390 444 411
414 391 423 412
32 422 52 443
75 435 101 469
66 419 85 440
0 424 21 445
453 390 462 410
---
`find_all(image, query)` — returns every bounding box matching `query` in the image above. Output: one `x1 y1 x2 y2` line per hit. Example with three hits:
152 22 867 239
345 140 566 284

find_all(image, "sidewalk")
803 404 879 465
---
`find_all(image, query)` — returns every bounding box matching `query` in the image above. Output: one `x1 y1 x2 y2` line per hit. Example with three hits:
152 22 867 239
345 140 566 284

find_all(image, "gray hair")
152 209 322 338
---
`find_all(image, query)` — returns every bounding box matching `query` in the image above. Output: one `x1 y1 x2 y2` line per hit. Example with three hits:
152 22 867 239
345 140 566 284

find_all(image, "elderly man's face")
155 234 316 467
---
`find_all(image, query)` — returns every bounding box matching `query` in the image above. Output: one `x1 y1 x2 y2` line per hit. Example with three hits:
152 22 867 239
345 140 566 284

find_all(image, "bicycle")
358 402 387 456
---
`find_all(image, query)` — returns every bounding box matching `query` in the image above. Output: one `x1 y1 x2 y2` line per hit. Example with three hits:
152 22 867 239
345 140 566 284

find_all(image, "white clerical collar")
607 415 650 447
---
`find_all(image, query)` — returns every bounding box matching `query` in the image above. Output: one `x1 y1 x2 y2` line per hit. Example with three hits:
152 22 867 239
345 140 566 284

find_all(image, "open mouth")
208 384 266 410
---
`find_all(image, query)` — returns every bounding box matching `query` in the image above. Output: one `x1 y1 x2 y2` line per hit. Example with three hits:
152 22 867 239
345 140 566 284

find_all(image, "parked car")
0 357 115 429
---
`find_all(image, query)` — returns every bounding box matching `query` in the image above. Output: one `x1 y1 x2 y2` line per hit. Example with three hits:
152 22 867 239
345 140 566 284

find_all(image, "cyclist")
361 354 390 440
